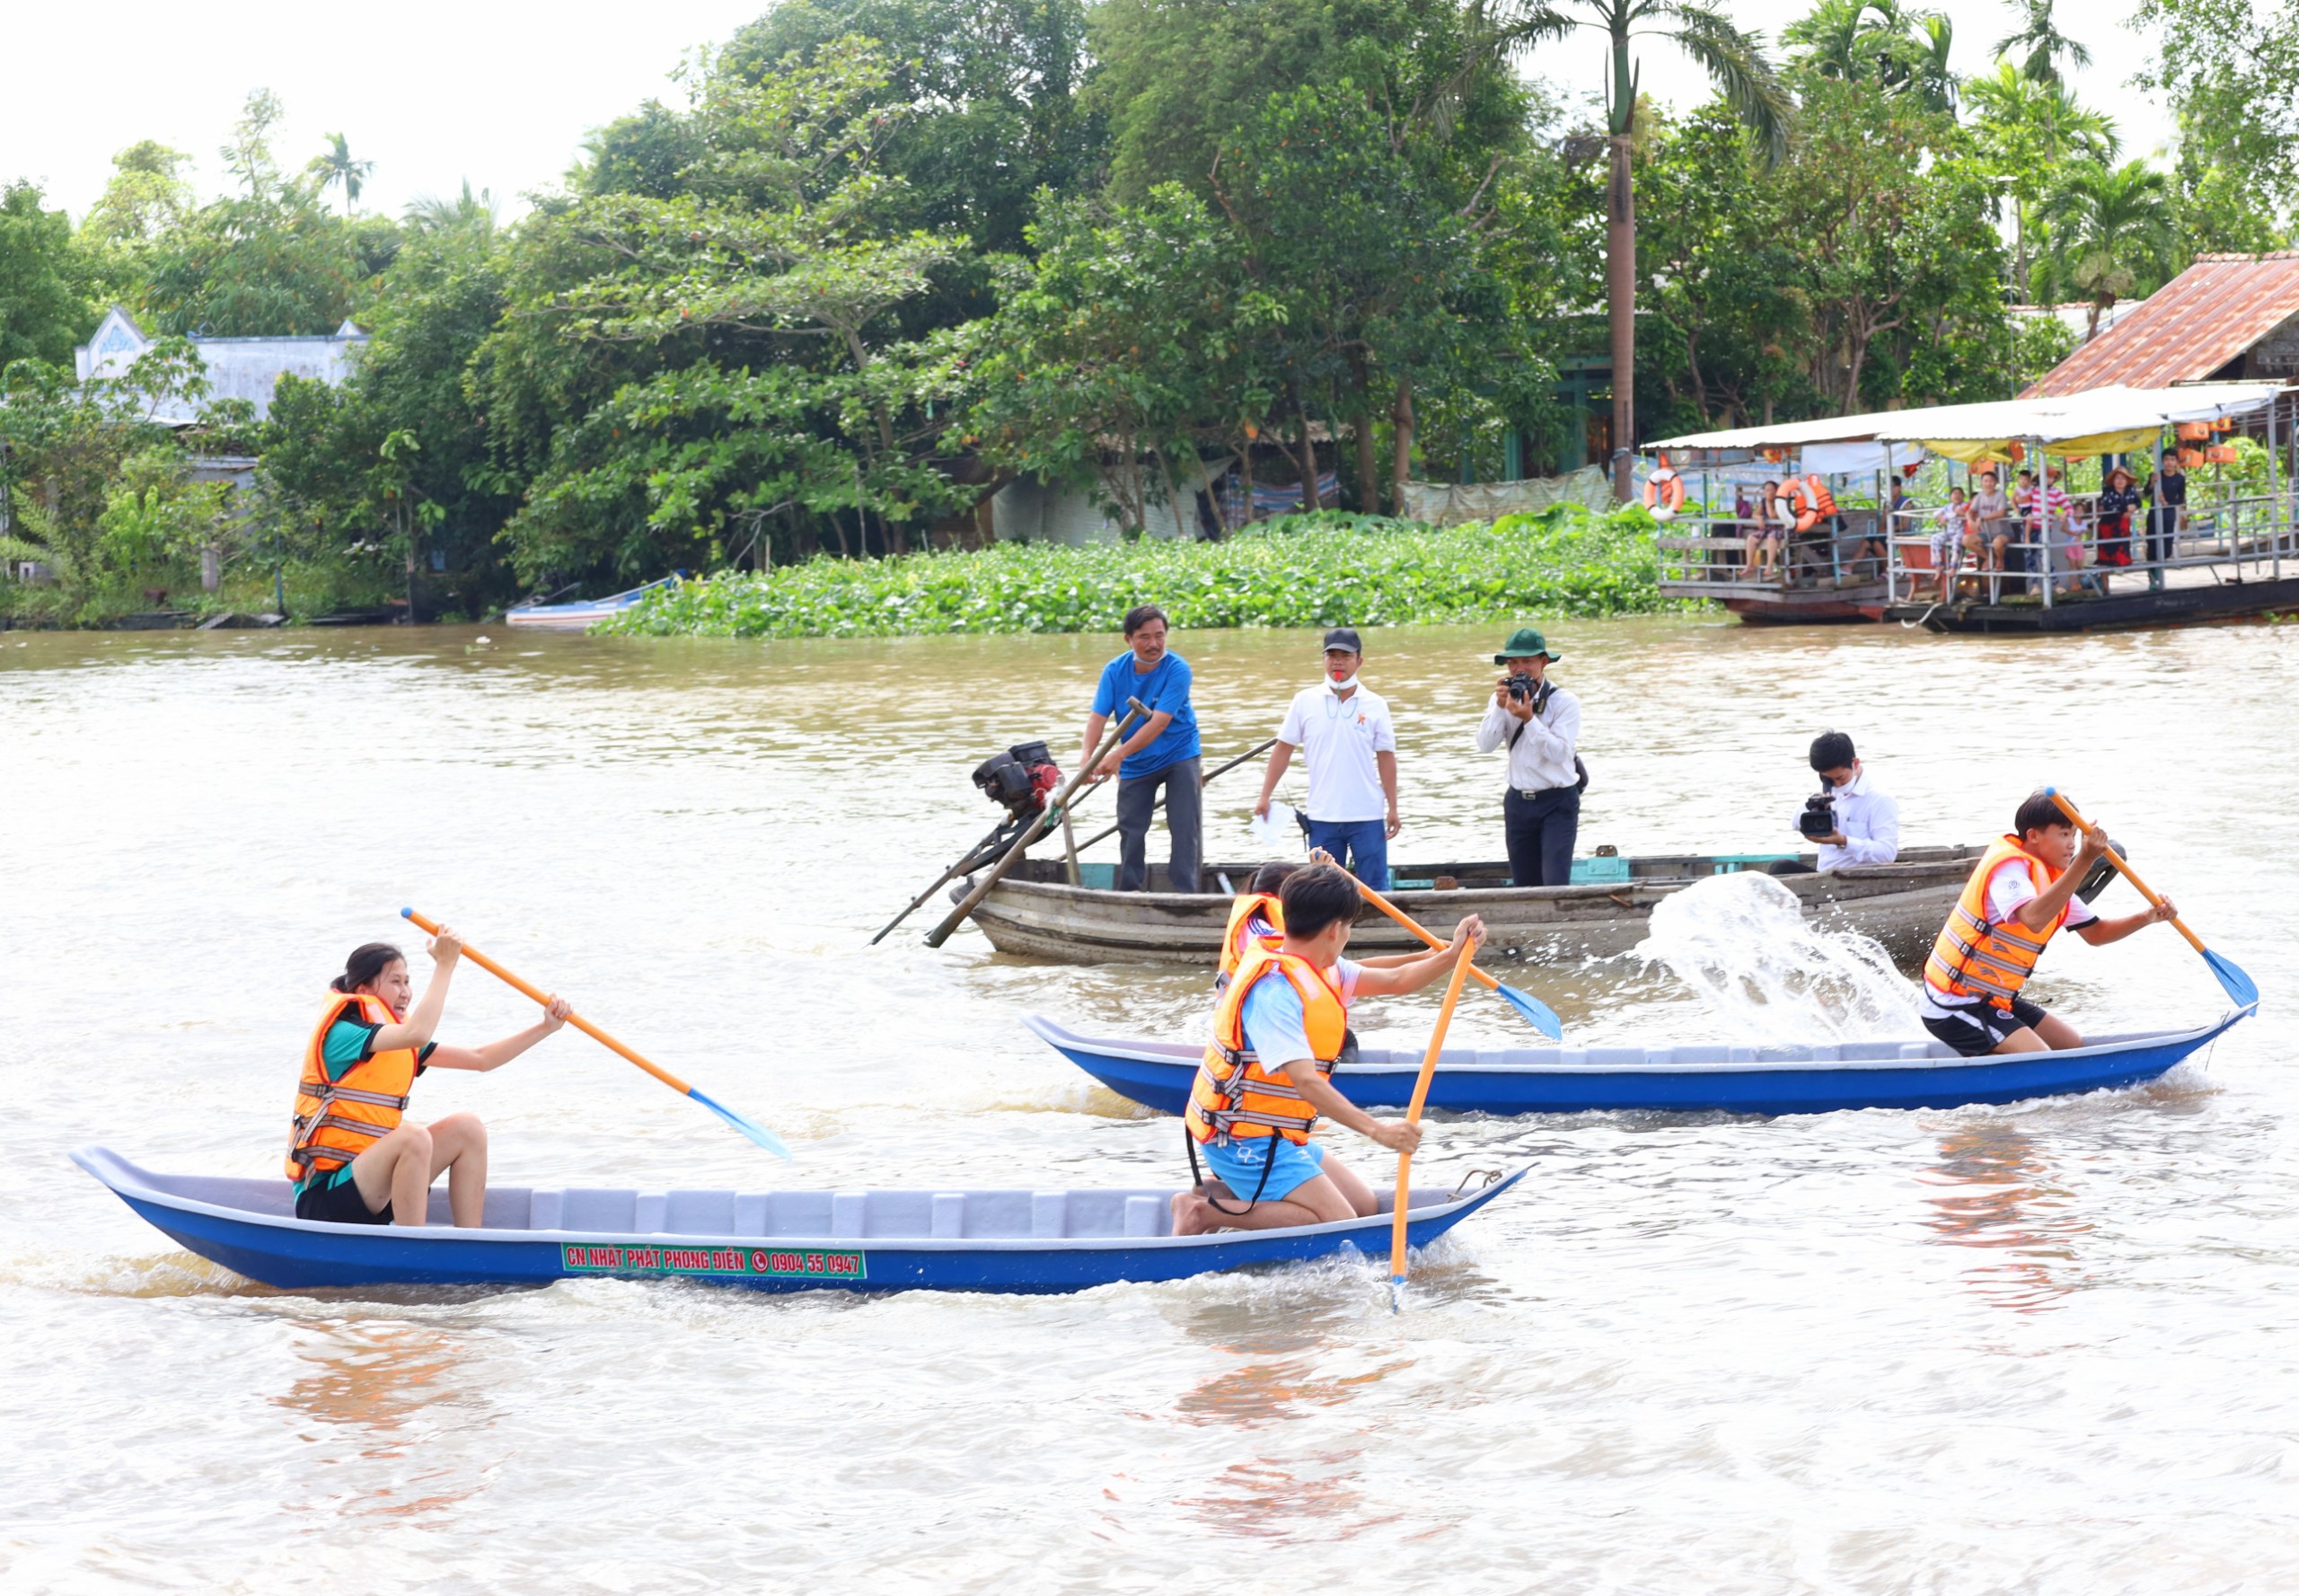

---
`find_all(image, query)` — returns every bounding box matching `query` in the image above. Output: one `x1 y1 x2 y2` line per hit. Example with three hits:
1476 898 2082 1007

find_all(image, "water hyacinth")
602 507 1690 639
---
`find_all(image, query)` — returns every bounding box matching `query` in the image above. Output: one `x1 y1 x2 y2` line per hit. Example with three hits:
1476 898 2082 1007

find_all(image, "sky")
3 0 2171 225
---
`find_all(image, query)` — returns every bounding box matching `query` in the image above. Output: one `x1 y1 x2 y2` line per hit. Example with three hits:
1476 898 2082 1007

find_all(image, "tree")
1966 62 2117 298
2134 0 2299 249
310 133 374 216
1502 0 1790 499
0 181 90 368
1992 0 2088 84
1784 1 1957 111
2044 161 2180 337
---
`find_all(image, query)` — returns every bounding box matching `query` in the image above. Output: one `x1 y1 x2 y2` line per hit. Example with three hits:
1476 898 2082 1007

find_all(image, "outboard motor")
971 740 1062 821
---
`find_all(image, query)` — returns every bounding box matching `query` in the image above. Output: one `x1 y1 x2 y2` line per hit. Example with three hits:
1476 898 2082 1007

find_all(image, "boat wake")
1631 872 1921 1045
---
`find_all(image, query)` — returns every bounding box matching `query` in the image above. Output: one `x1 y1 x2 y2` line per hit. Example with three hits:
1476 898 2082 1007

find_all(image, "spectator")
2147 454 2187 591
1476 628 1582 887
2097 464 2140 569
1082 604 1202 894
1969 469 2013 580
1925 485 1971 604
1793 730 1899 871
1253 628 1399 890
1746 481 1783 578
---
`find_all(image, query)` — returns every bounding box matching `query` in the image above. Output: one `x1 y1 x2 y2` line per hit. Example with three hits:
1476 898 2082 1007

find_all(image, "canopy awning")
1648 383 2287 466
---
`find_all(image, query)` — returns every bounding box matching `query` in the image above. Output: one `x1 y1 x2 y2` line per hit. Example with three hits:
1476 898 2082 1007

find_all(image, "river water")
3 616 2294 1592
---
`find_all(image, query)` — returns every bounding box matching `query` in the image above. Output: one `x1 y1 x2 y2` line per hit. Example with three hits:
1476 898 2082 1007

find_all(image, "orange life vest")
1186 945 1350 1144
1214 893 1285 991
1804 475 1838 516
1924 837 2069 1010
286 991 418 1184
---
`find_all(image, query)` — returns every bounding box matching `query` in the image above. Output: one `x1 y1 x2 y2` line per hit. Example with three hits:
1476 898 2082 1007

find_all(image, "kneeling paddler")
287 930 572 1229
1175 863 1484 1237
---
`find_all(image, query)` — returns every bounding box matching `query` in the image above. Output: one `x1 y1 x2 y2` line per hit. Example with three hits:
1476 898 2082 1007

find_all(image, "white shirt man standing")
1475 627 1582 886
1794 730 1899 870
1252 628 1399 889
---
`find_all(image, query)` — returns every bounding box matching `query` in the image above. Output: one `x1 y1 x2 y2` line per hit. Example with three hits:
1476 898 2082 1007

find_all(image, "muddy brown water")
2 616 2292 1591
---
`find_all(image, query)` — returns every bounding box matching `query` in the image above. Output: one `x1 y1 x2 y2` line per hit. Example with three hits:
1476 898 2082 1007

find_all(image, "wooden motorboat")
1027 1008 2251 1117
503 576 679 630
958 846 1986 966
72 1147 1524 1296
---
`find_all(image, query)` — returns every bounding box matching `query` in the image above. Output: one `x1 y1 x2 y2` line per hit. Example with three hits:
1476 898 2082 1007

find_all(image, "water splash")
1631 872 1922 1045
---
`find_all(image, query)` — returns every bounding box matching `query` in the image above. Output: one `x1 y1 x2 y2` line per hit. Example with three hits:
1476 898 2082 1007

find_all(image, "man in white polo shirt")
1251 628 1400 889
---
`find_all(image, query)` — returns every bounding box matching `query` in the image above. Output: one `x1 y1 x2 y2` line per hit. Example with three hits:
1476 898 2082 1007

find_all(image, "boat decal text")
559 1243 867 1280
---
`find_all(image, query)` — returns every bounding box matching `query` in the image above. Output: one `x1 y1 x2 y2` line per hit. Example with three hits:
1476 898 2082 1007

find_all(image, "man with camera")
1793 730 1898 870
1476 628 1583 888
1082 604 1202 893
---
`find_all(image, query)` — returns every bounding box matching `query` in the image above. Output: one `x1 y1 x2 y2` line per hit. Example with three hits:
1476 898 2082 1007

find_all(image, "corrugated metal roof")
2023 253 2299 397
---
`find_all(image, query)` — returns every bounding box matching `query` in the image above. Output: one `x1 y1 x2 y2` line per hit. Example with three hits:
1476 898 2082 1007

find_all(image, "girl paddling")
288 930 571 1228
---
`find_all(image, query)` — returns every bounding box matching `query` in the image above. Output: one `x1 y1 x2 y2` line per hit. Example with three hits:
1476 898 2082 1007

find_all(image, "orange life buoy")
1642 471 1686 519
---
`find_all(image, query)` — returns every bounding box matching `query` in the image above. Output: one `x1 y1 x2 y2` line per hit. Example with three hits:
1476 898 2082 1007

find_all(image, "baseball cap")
1322 627 1363 654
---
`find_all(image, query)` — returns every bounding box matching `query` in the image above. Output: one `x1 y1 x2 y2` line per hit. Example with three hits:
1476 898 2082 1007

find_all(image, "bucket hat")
1493 627 1561 665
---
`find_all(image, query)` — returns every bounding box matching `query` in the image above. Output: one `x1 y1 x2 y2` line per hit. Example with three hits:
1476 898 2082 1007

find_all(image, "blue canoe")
72 1146 1524 1296
1026 1008 2254 1118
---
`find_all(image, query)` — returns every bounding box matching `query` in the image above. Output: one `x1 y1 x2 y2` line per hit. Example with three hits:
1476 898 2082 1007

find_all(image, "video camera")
1796 785 1837 841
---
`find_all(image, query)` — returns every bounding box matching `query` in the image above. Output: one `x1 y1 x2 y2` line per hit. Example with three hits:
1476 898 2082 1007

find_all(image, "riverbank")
603 507 1686 639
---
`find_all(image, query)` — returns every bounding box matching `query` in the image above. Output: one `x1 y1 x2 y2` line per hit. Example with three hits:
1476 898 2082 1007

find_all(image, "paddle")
1390 934 1476 1309
400 908 793 1158
1311 853 1564 1039
2042 789 2258 1009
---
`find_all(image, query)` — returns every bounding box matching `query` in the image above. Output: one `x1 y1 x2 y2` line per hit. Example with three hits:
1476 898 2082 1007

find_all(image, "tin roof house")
74 306 368 423
2024 252 2299 397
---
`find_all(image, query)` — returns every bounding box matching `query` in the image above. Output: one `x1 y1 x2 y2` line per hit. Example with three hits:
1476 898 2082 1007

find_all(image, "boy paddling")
1919 791 2177 1056
1175 864 1484 1237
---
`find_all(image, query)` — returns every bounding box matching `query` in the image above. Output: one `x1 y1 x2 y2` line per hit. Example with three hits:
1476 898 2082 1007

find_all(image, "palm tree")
405 180 498 236
1966 62 2118 295
2045 161 2179 338
1993 0 2089 84
1904 12 1957 112
310 133 374 216
1782 2 1954 110
1505 0 1790 498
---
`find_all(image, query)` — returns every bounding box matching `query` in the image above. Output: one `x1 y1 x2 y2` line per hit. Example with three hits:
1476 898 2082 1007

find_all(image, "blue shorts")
1198 1135 1327 1201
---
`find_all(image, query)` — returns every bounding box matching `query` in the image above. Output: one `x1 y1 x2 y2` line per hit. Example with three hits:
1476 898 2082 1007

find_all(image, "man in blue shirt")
1082 604 1202 892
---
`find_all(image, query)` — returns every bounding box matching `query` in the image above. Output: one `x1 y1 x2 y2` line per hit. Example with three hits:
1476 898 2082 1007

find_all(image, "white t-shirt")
1920 859 2093 1013
1276 683 1396 822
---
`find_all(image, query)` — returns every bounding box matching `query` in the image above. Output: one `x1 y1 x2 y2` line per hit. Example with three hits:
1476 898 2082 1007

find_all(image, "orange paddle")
1389 934 1478 1305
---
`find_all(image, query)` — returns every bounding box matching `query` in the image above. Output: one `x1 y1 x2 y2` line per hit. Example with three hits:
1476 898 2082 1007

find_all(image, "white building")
75 306 368 423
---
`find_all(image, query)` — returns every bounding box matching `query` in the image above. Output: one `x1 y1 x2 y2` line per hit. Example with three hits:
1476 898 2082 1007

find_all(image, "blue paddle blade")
685 1086 794 1160
1491 981 1564 1040
2204 947 2259 1010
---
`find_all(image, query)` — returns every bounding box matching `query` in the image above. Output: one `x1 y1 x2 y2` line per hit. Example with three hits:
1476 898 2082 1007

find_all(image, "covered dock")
1642 383 2299 630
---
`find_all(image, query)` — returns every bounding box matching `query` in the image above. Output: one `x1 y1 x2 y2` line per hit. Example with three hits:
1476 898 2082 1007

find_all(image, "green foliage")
2135 0 2299 247
600 507 1682 638
0 181 92 368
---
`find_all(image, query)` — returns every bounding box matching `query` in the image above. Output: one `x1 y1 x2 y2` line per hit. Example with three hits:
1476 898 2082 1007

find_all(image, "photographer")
1792 731 1898 871
1475 628 1582 887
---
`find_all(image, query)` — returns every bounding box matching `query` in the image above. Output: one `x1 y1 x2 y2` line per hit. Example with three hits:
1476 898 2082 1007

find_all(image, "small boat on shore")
72 1146 1523 1296
1026 1009 2251 1117
502 576 679 631
961 845 1985 966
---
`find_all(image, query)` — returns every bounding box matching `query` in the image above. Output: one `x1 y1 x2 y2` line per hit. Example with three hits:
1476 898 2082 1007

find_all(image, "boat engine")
972 740 1062 821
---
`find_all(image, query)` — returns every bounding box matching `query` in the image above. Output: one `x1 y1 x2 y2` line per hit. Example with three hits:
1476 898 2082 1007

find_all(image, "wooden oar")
2043 789 2258 1009
400 908 792 1157
1390 935 1476 1308
1067 738 1281 855
869 816 1014 945
1314 855 1564 1038
924 700 1146 948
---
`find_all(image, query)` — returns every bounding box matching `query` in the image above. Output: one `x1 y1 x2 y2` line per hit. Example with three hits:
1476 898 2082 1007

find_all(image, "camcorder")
1796 785 1837 841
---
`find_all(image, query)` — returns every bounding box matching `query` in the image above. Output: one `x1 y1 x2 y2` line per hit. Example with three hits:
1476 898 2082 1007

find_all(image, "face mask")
1326 672 1358 692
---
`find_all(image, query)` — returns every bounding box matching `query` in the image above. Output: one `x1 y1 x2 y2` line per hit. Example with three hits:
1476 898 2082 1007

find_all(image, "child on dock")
1175 864 1484 1236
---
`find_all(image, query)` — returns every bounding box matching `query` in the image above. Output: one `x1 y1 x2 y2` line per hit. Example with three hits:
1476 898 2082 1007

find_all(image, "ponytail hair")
333 942 405 994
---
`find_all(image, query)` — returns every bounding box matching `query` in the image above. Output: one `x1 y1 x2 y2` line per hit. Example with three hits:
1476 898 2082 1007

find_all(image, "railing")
1882 488 2296 610
1656 506 1892 596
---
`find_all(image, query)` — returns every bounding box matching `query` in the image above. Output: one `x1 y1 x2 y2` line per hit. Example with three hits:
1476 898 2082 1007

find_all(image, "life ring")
1643 471 1686 519
1786 478 1821 533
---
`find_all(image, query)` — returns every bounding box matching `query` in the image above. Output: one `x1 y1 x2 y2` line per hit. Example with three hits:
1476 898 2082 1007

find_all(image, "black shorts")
294 1168 392 1226
1922 995 2048 1059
